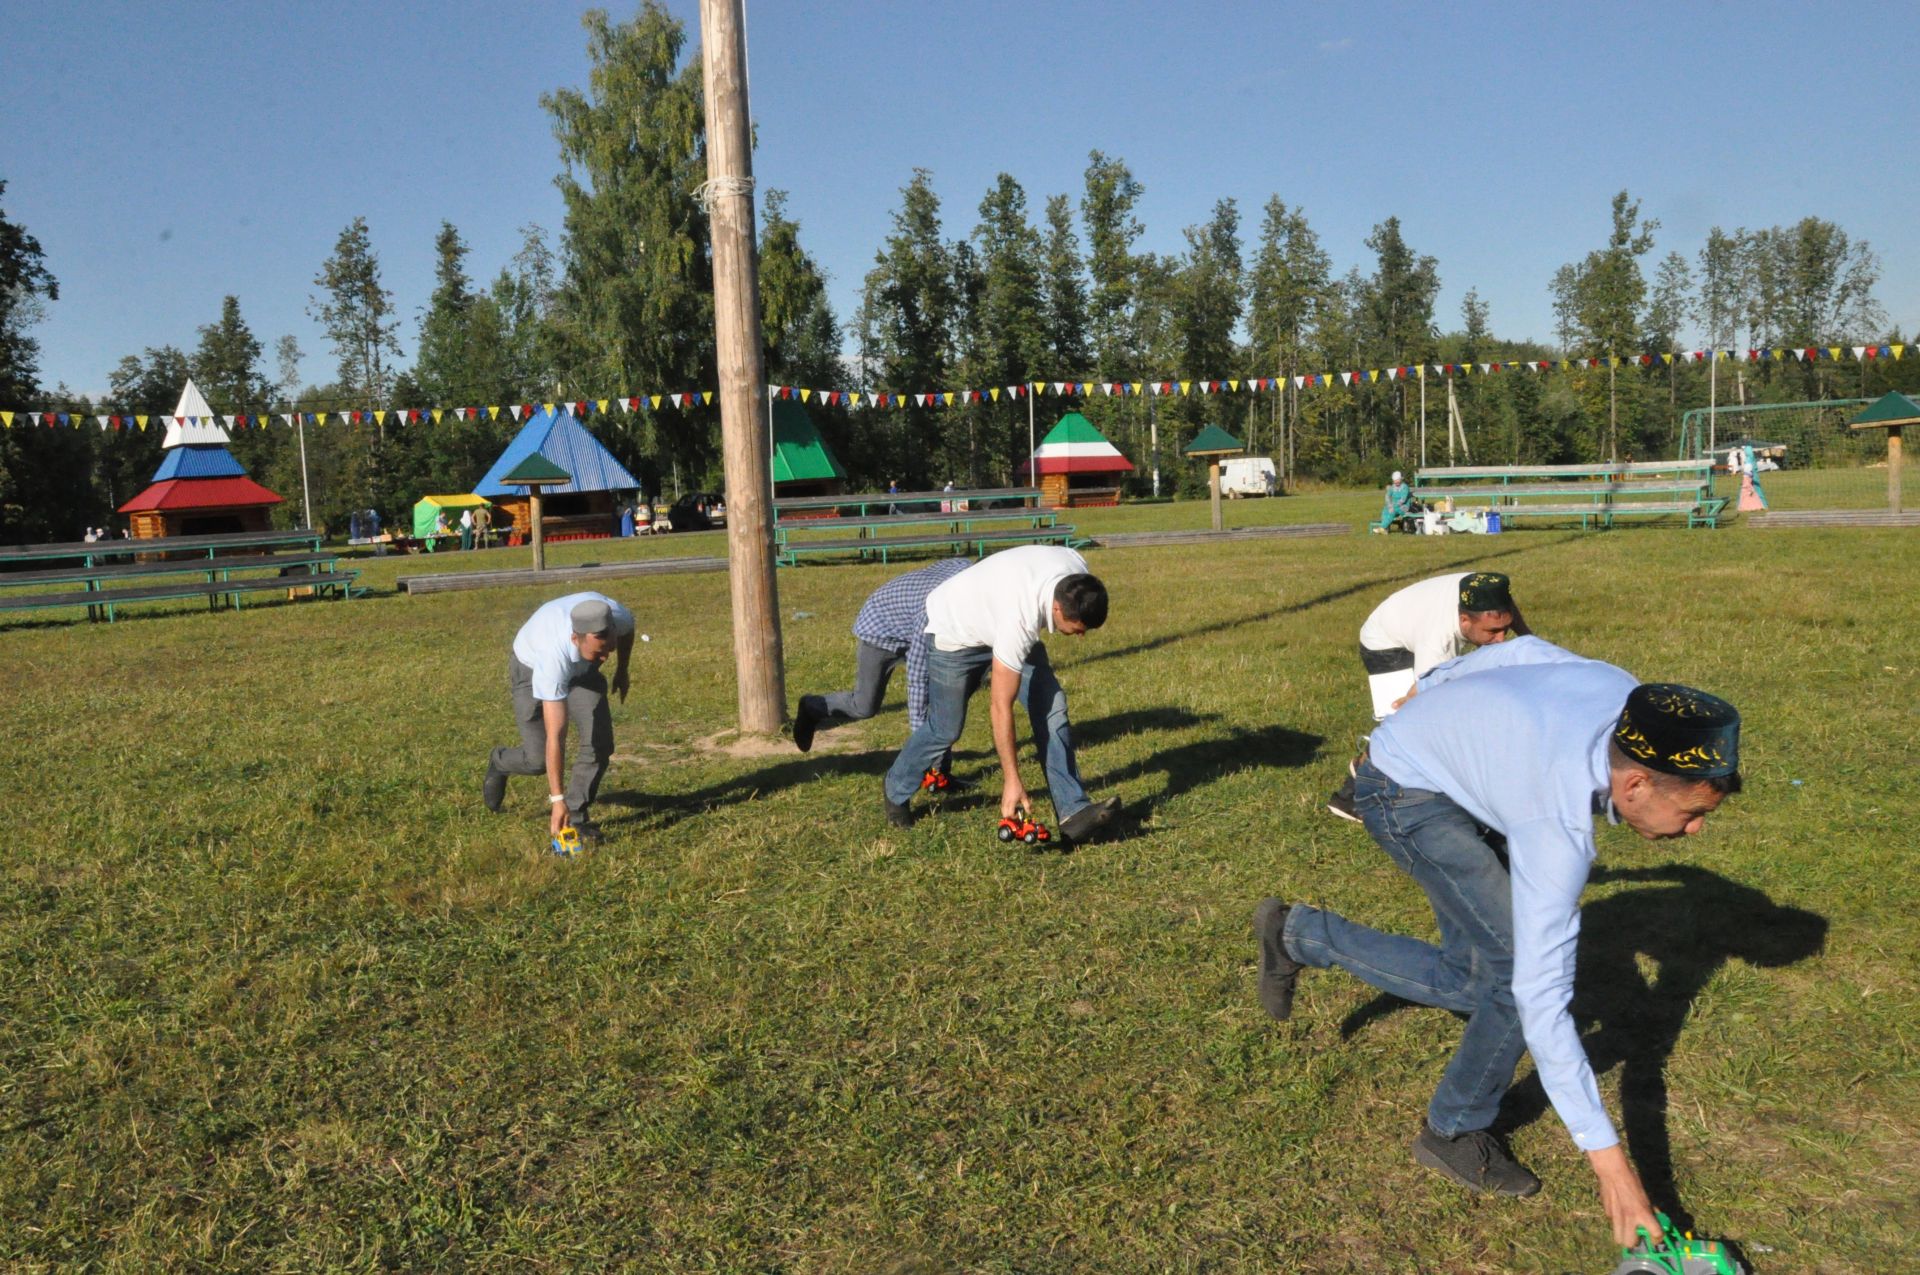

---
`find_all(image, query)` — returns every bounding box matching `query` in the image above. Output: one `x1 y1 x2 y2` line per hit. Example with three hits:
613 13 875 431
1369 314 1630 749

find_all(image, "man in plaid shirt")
794 558 974 790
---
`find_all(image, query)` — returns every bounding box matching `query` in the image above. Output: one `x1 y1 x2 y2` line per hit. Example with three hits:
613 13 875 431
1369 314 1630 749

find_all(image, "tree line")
2 2 1914 542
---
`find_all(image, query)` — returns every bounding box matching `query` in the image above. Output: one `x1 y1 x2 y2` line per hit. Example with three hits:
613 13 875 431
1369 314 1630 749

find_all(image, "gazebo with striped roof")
1016 412 1134 509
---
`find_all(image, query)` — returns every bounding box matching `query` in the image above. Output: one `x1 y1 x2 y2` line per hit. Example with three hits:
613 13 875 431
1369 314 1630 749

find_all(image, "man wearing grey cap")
1253 635 1743 1249
484 591 636 843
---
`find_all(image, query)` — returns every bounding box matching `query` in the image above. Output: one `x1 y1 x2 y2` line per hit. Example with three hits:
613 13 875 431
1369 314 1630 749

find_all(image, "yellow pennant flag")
1893 344 1905 360
1179 381 1191 395
989 387 1001 402
942 392 956 407
800 388 812 402
1228 379 1240 392
1660 353 1674 365
541 402 554 415
374 410 388 426
488 406 501 420
702 392 714 405
432 409 444 424
597 399 610 415
0 411 10 428
649 395 662 410
848 393 861 407
1130 381 1143 395
136 414 148 430
1829 347 1842 362
1368 370 1381 383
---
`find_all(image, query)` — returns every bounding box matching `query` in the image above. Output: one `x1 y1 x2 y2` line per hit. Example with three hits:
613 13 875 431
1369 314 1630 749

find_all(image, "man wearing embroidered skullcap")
1327 570 1528 821
483 591 636 845
1253 635 1742 1249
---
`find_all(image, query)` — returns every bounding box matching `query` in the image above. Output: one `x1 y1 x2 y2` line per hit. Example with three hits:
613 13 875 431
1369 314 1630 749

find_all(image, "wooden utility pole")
700 0 786 733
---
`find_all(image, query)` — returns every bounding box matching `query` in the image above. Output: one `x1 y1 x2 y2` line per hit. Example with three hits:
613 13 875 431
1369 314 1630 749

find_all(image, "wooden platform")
1089 522 1350 548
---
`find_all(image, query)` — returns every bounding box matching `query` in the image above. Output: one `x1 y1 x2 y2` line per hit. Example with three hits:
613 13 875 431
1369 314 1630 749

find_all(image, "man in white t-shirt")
484 591 636 844
880 545 1122 843
1328 571 1527 822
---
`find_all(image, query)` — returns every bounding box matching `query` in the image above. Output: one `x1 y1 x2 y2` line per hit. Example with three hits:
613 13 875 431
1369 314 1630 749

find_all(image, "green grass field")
2 496 1915 1273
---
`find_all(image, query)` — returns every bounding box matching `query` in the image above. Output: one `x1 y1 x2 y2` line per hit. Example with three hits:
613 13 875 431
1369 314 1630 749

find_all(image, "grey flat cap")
570 598 614 635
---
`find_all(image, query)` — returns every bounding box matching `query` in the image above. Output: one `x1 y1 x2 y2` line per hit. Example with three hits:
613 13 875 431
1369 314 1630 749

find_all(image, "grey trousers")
821 639 905 722
490 655 613 819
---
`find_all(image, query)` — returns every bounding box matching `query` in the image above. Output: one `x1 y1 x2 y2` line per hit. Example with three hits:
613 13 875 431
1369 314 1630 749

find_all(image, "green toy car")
1611 1212 1745 1275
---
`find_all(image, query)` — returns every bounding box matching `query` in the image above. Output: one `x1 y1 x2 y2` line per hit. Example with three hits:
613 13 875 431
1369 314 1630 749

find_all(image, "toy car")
551 825 584 857
1612 1212 1745 1275
919 768 961 795
997 807 1051 846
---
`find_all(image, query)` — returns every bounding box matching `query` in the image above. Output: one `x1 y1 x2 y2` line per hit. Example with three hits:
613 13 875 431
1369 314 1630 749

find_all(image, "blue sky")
6 0 1915 401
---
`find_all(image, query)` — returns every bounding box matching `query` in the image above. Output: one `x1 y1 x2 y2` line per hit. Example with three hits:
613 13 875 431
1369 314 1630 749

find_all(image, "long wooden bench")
0 528 324 568
778 525 1079 566
773 486 1042 519
0 570 361 622
1414 461 1725 529
0 552 345 589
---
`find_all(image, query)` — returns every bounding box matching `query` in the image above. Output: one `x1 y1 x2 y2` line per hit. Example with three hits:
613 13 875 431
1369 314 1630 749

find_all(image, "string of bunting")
1 342 1905 430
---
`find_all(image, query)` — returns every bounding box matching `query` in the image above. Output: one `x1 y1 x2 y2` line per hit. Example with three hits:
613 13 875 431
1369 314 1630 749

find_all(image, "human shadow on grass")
1072 535 1571 671
1072 706 1323 816
1338 863 1826 1236
591 747 899 832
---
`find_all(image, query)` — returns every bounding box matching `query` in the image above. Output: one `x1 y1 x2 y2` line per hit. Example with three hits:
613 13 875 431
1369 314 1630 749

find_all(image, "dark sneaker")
571 818 605 846
883 794 914 829
1058 796 1122 843
1326 778 1362 824
793 695 825 753
1411 1123 1541 1198
482 761 507 813
1252 898 1304 1020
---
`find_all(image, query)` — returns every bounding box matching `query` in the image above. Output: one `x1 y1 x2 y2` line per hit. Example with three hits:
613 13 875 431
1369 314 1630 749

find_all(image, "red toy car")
997 807 1052 846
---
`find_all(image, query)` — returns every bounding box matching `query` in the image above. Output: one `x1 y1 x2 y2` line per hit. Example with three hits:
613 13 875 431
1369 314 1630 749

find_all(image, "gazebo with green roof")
500 452 572 571
770 399 850 497
1183 424 1245 532
1849 391 1917 514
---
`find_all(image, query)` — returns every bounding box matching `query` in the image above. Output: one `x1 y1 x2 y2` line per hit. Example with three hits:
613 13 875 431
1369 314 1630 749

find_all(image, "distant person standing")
459 506 475 551
483 592 636 845
1329 571 1528 821
472 503 492 548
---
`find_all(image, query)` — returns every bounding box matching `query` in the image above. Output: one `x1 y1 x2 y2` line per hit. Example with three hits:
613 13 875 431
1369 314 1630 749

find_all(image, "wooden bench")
1414 461 1724 529
0 528 324 568
773 486 1043 520
0 570 361 622
778 524 1080 566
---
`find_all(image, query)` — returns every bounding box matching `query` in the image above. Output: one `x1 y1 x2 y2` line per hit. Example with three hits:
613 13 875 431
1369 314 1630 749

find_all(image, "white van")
1219 456 1278 497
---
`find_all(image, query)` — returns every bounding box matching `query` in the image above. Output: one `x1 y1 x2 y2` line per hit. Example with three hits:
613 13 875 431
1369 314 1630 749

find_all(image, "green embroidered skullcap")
1613 683 1741 778
1457 571 1514 613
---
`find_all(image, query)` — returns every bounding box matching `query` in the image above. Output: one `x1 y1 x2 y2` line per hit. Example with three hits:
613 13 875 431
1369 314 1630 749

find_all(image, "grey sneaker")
482 761 507 813
1058 796 1122 843
883 794 914 829
1411 1123 1541 1197
1252 898 1304 1021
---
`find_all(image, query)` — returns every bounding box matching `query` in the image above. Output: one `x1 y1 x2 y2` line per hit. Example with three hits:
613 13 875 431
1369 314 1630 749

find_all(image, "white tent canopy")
160 378 233 449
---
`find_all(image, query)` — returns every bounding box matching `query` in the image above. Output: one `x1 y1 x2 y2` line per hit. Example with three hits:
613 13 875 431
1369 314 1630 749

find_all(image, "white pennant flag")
1852 346 1867 360
1387 367 1400 381
511 404 524 421
280 413 293 426
96 415 110 430
1340 372 1354 386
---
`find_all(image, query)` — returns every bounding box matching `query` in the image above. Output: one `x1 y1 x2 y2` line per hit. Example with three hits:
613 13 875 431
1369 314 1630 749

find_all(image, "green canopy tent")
411 493 492 542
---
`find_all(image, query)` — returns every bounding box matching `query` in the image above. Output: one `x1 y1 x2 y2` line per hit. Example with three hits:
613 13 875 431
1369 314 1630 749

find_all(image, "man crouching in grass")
1254 636 1742 1248
483 592 635 845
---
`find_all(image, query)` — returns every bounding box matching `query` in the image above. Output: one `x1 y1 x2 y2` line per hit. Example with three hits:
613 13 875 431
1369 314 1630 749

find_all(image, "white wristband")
549 794 567 805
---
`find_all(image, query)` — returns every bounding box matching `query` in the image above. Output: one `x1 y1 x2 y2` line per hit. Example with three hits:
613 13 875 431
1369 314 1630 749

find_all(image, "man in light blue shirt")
484 591 636 844
1254 637 1743 1249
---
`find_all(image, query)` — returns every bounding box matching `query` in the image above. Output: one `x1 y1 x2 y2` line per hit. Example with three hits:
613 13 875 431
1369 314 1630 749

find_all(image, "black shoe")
793 696 824 753
482 761 507 813
1326 779 1362 824
1252 898 1304 1021
571 818 605 846
1058 796 1122 843
883 794 914 829
1411 1123 1541 1198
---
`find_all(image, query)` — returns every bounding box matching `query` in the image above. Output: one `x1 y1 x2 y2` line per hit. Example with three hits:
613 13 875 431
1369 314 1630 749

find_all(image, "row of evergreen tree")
2 2 1913 542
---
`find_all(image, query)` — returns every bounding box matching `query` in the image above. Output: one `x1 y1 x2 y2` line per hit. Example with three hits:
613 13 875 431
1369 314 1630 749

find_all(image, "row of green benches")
773 486 1080 565
0 532 362 623
1387 461 1726 531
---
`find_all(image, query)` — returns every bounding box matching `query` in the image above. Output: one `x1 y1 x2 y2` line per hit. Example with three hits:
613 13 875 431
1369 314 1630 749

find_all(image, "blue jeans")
1284 758 1526 1137
882 642 1090 820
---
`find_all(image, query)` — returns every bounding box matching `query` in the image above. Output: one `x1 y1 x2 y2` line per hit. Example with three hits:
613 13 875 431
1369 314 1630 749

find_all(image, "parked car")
667 492 727 532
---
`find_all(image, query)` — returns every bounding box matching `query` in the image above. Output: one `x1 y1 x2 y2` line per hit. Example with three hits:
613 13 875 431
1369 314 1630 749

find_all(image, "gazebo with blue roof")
473 406 643 544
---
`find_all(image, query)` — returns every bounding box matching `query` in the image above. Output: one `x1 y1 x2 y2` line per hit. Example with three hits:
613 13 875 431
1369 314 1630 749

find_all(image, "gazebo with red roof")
117 380 285 538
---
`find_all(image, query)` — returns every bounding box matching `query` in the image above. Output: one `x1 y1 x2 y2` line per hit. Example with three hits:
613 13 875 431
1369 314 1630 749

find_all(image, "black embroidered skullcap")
1613 683 1741 778
1457 571 1514 613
